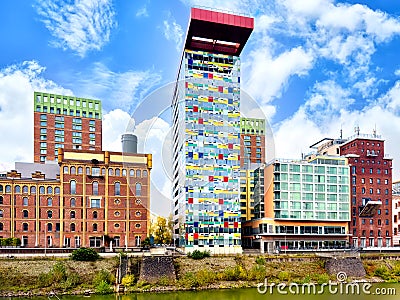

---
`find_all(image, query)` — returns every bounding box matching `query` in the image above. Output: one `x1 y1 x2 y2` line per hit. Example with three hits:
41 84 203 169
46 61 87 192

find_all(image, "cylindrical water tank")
121 133 138 154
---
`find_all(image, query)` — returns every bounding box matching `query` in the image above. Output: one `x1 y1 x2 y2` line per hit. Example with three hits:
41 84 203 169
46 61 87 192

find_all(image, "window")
70 198 76 207
115 169 120 176
31 186 36 194
5 185 11 193
55 187 60 194
23 210 28 218
0 223 3 231
23 223 28 231
91 199 100 208
122 169 127 177
136 170 141 177
70 167 76 175
48 210 53 218
15 185 21 193
115 182 120 196
70 223 76 232
47 223 52 232
92 182 98 195
135 183 142 196
77 167 83 175
135 223 141 228
0 210 3 218
130 169 134 176
0 196 3 205
70 180 76 194
70 211 76 218
39 186 45 194
22 186 28 193
93 224 98 232
143 170 148 177
93 211 98 219
64 166 69 174
109 168 114 176
47 198 52 206
135 211 141 217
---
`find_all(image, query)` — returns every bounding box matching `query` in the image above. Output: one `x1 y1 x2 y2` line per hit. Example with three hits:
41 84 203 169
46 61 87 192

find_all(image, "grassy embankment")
1 254 399 295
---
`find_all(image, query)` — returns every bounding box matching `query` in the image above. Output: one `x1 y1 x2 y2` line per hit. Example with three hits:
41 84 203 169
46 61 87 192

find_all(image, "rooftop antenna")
373 124 377 137
340 125 343 139
354 125 360 136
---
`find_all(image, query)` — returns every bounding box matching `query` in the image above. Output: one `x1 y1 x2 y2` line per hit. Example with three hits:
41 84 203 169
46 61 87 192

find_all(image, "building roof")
184 7 254 55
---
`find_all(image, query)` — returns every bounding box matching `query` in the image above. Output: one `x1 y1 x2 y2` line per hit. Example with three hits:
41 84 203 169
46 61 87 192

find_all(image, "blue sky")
1 0 400 215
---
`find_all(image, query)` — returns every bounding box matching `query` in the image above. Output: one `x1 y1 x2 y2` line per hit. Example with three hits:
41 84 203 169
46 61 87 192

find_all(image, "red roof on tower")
184 7 254 56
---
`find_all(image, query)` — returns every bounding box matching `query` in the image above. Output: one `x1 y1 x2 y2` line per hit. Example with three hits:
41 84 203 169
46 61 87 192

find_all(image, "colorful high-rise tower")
34 92 102 163
172 8 253 254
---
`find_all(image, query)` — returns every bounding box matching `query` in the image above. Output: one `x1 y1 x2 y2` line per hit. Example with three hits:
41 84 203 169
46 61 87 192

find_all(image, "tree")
150 216 173 245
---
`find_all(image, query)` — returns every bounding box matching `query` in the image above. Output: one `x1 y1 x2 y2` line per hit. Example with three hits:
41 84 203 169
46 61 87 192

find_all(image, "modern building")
242 157 351 253
34 92 102 163
0 148 152 248
311 131 394 248
239 117 266 222
172 7 253 254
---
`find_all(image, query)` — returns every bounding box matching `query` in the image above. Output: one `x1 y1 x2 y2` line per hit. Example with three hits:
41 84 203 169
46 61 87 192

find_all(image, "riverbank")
0 254 399 297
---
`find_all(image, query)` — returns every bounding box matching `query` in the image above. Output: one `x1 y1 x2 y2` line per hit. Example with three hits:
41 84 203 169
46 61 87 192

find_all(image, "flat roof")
184 7 254 56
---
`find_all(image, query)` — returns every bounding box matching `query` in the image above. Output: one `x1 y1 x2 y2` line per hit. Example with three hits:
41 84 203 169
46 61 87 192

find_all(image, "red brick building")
34 92 102 163
340 134 393 247
0 149 152 248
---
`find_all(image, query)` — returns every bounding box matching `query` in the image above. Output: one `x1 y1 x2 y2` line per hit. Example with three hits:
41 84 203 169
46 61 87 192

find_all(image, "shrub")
93 269 114 286
315 273 330 284
374 266 391 280
188 250 211 259
249 264 266 281
121 274 135 287
51 262 67 283
95 280 112 294
278 271 290 282
71 247 99 261
255 256 266 265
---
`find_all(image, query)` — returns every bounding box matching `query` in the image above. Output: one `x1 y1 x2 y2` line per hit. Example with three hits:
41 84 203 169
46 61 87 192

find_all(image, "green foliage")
150 216 173 244
314 273 330 284
0 237 21 247
187 250 211 259
374 266 391 280
71 247 100 261
179 272 200 288
51 262 67 283
121 274 135 287
36 262 81 290
142 237 151 247
278 271 291 282
255 256 266 265
95 280 112 294
223 265 247 281
249 264 266 281
93 269 114 286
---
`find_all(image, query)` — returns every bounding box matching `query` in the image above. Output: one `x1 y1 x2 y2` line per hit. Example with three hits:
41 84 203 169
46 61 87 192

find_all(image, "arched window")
0 185 2 193
136 170 141 177
70 223 76 232
70 198 76 207
47 186 53 194
22 185 29 193
47 223 52 232
23 210 28 218
93 211 98 219
122 169 127 177
78 167 83 174
54 187 60 194
135 183 142 196
5 185 11 193
143 170 148 177
0 196 3 205
0 223 3 231
70 180 76 194
63 166 69 174
47 198 52 206
101 168 106 175
0 210 3 218
15 185 21 193
47 210 53 219
109 168 114 176
92 181 99 196
23 223 28 231
86 167 90 175
70 211 76 218
39 186 45 194
93 223 98 231
115 168 120 176
70 166 76 175
130 169 134 176
115 182 121 196
30 186 36 194
23 197 28 206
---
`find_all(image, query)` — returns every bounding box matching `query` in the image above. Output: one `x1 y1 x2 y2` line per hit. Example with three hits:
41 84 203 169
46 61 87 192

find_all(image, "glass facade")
273 160 350 221
173 49 242 252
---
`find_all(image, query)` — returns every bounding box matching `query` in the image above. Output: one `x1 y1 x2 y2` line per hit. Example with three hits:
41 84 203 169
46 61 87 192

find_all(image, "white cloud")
102 109 132 151
245 46 314 105
0 60 72 167
163 14 184 52
35 0 116 57
136 6 149 18
395 69 400 77
72 62 162 112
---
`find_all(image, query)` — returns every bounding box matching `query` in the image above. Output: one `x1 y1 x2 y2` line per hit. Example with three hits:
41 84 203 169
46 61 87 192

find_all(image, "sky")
1 0 400 216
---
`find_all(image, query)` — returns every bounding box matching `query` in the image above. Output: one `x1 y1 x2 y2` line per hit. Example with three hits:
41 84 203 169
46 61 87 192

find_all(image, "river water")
21 283 399 300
